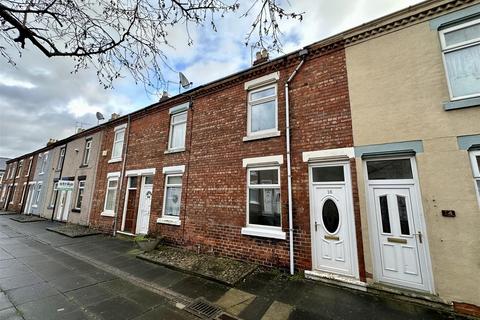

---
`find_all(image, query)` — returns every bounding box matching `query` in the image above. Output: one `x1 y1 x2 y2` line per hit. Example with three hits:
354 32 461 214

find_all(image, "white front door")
135 176 153 234
23 185 34 214
366 157 433 292
56 190 72 221
310 163 358 278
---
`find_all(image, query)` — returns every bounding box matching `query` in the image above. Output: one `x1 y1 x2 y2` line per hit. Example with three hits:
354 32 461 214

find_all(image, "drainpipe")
112 114 131 236
285 49 308 275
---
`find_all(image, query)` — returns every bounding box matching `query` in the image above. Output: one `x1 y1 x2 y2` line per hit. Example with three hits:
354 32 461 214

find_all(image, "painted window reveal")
168 111 187 151
57 147 66 170
163 174 182 217
469 150 480 205
75 180 86 210
104 177 119 213
16 160 23 178
367 159 413 180
247 84 278 136
247 167 281 228
439 18 480 100
111 128 125 160
49 182 58 208
83 139 92 165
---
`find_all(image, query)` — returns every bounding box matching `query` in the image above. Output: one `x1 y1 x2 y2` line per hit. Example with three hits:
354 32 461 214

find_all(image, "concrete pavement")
0 215 469 320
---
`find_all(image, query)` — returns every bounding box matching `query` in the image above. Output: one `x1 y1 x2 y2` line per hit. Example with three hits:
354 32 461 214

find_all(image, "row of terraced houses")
1 0 479 316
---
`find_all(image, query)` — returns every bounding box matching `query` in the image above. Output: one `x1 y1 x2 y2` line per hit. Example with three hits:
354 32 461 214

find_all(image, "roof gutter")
285 48 308 275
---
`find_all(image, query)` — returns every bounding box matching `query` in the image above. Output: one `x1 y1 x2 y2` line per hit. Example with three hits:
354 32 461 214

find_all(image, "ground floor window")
33 183 42 205
0 185 7 202
49 182 58 208
247 167 281 227
470 150 480 204
75 180 86 210
104 177 118 213
162 174 182 218
9 185 16 204
19 184 26 205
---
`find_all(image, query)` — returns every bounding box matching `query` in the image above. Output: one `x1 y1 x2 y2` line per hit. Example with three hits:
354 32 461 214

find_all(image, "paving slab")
0 273 44 291
10 216 46 223
16 294 82 320
86 296 144 320
66 284 118 307
261 301 293 320
0 307 23 320
215 288 256 316
6 282 58 305
46 225 101 238
47 274 97 293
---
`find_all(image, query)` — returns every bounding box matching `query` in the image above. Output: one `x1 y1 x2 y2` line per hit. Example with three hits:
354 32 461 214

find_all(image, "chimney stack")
253 49 269 66
159 91 169 102
46 138 58 146
109 113 120 121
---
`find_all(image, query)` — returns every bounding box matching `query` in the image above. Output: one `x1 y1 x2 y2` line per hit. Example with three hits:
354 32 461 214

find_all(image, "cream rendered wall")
346 21 480 305
61 131 103 226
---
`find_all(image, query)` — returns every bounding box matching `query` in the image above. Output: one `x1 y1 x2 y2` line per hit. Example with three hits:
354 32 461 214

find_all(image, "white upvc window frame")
16 160 23 178
110 125 126 163
25 156 33 177
49 182 58 208
439 18 480 101
9 163 16 179
241 165 285 240
39 152 48 175
33 182 42 207
19 183 26 205
57 147 66 171
167 111 187 152
9 184 17 204
0 184 6 202
5 165 10 180
75 180 86 210
102 173 120 216
246 84 279 138
82 138 92 166
469 150 480 207
161 174 183 221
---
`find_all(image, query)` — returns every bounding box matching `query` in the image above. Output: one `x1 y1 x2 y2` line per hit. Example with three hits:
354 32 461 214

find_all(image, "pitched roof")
0 157 10 171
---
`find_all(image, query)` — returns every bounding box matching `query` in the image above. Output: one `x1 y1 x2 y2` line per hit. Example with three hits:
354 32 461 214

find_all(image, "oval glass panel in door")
322 199 340 233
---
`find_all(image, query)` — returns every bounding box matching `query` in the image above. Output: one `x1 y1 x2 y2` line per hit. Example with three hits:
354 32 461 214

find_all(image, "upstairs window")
111 126 126 161
16 160 23 178
83 139 92 166
168 111 187 151
40 152 48 174
247 85 278 136
25 157 33 176
57 147 65 171
439 18 480 100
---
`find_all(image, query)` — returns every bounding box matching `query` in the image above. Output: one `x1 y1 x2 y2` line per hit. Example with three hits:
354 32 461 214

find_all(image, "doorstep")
305 270 367 292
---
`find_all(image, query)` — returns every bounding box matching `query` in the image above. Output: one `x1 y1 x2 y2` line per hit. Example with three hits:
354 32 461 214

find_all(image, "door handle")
315 221 319 232
416 231 423 243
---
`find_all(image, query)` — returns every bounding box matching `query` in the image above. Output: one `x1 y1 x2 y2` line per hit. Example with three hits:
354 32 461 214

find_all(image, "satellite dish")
96 112 105 121
179 72 192 89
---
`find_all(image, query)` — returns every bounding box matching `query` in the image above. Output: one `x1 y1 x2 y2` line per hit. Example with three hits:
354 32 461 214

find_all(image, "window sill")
79 164 89 168
443 96 480 111
243 131 281 142
32 205 38 208
71 208 81 213
108 158 122 164
101 211 115 217
164 148 185 154
157 217 181 226
241 226 286 240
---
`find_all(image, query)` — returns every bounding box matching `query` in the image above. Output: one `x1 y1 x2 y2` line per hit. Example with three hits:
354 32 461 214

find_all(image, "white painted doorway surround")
135 176 153 235
309 161 359 279
364 156 434 293
56 190 72 222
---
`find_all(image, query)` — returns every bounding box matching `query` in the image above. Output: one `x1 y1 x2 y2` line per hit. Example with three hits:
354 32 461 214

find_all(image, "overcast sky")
0 0 423 159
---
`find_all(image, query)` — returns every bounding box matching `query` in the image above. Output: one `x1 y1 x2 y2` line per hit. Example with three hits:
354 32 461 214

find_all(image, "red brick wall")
89 47 364 272
2 155 38 213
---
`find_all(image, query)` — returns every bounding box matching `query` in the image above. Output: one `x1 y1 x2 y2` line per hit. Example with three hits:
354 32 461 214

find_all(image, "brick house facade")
89 44 366 275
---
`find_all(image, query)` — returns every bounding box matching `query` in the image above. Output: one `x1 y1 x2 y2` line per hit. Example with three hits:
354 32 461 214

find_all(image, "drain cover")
184 298 223 319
